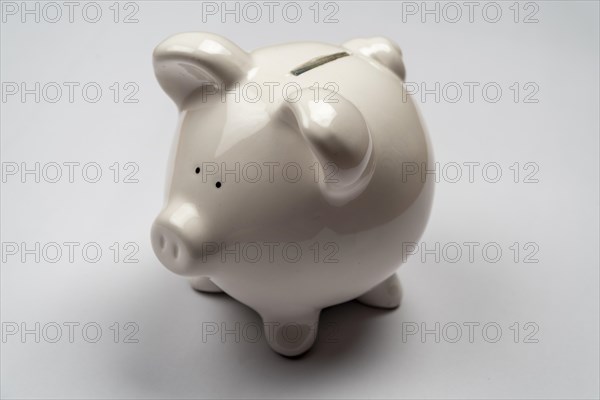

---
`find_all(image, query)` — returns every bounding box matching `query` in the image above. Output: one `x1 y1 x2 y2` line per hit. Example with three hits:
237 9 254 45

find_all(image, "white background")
1 1 599 399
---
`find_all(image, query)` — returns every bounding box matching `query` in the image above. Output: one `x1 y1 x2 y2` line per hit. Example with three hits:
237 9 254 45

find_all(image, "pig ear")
153 32 253 108
280 88 375 206
343 37 406 80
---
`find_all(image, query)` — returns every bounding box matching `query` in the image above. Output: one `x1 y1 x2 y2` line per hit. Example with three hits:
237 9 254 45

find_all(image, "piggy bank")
151 32 434 356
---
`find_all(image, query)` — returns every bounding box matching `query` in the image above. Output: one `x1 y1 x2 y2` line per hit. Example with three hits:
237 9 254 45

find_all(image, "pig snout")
151 203 208 276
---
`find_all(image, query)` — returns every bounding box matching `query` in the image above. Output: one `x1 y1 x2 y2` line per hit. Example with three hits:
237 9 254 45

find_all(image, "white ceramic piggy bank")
151 32 434 356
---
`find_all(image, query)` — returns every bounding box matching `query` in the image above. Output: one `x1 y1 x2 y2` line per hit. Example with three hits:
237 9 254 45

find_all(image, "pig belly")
209 177 432 314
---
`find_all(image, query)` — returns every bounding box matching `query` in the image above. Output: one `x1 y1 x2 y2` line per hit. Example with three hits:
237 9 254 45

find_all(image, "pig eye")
195 167 200 174
215 181 222 189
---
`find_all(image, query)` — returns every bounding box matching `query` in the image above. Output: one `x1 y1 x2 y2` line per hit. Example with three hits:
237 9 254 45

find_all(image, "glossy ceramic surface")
151 32 434 356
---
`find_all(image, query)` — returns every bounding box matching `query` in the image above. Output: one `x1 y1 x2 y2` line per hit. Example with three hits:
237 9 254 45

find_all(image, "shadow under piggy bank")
193 287 407 364
119 272 412 397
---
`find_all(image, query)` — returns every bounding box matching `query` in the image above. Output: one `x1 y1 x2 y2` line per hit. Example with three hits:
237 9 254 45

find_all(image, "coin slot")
291 52 350 76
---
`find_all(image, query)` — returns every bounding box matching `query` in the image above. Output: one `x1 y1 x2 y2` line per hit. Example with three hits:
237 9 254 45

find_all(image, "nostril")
159 235 165 250
173 244 179 259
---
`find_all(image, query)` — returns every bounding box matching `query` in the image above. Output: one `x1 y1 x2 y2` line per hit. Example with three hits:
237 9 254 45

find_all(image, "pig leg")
356 273 402 309
189 277 223 293
260 309 321 357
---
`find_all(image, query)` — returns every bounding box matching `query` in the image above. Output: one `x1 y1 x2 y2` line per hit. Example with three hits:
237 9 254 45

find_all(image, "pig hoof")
261 310 320 357
189 277 223 293
356 274 402 309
